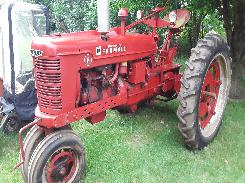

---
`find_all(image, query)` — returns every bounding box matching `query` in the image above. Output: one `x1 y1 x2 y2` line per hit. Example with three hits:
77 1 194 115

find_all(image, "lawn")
0 100 244 183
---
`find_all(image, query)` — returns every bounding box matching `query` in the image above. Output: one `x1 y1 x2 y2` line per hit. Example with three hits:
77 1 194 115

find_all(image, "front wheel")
177 33 231 149
20 125 45 182
27 130 86 183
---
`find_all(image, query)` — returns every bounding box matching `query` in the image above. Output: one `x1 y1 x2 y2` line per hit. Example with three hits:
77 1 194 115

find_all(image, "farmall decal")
96 44 126 56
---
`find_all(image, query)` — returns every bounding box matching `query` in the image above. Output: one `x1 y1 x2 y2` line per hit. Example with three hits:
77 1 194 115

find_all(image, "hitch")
13 118 41 169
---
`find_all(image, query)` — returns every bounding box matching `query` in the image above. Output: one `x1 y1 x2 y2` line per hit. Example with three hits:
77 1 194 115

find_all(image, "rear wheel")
27 130 86 183
177 33 231 149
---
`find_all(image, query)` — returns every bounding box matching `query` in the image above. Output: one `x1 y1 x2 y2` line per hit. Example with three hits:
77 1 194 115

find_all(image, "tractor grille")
35 59 62 110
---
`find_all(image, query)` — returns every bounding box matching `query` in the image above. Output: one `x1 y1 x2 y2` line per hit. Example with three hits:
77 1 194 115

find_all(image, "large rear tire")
177 33 231 149
27 130 86 183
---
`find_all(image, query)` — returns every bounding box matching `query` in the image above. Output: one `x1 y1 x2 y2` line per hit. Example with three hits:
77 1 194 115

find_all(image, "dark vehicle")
0 1 49 133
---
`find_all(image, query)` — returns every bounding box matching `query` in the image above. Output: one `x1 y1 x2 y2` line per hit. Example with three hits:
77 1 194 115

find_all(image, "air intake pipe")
97 0 110 34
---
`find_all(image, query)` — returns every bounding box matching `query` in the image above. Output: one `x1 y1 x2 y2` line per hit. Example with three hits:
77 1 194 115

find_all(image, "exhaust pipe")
97 0 110 33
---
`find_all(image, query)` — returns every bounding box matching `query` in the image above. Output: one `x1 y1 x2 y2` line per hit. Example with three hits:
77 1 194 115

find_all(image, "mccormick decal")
96 44 126 56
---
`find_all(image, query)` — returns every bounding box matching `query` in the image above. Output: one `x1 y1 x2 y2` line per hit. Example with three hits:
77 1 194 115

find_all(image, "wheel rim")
198 54 230 137
199 60 221 128
0 106 4 122
4 116 19 132
0 104 5 122
43 148 79 183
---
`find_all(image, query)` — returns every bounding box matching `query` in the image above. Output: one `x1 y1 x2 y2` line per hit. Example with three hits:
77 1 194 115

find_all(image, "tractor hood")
31 28 156 67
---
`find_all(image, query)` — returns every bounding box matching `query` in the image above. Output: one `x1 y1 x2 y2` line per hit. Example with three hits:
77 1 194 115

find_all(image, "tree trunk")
220 0 233 46
188 12 206 49
229 1 245 99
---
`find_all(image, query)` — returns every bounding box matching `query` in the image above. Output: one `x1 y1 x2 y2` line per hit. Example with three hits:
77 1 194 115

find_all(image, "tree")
179 0 245 99
182 0 209 49
218 0 245 99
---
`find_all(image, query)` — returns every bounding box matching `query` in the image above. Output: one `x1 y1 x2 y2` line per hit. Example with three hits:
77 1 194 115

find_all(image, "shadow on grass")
114 100 184 149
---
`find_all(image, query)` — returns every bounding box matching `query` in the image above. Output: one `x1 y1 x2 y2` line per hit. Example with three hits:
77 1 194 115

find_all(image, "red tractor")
17 1 231 182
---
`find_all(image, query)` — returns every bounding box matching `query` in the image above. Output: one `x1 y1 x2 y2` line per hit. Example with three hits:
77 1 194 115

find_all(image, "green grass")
0 100 244 183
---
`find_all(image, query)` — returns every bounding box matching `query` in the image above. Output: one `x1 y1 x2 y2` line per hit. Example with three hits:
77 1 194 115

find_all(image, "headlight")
169 11 177 23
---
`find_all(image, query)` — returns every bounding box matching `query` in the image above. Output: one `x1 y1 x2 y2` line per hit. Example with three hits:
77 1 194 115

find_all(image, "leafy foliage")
24 0 225 52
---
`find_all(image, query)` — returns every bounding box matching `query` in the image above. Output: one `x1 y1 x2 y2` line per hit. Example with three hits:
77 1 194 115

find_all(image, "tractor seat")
163 9 190 29
143 9 190 29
